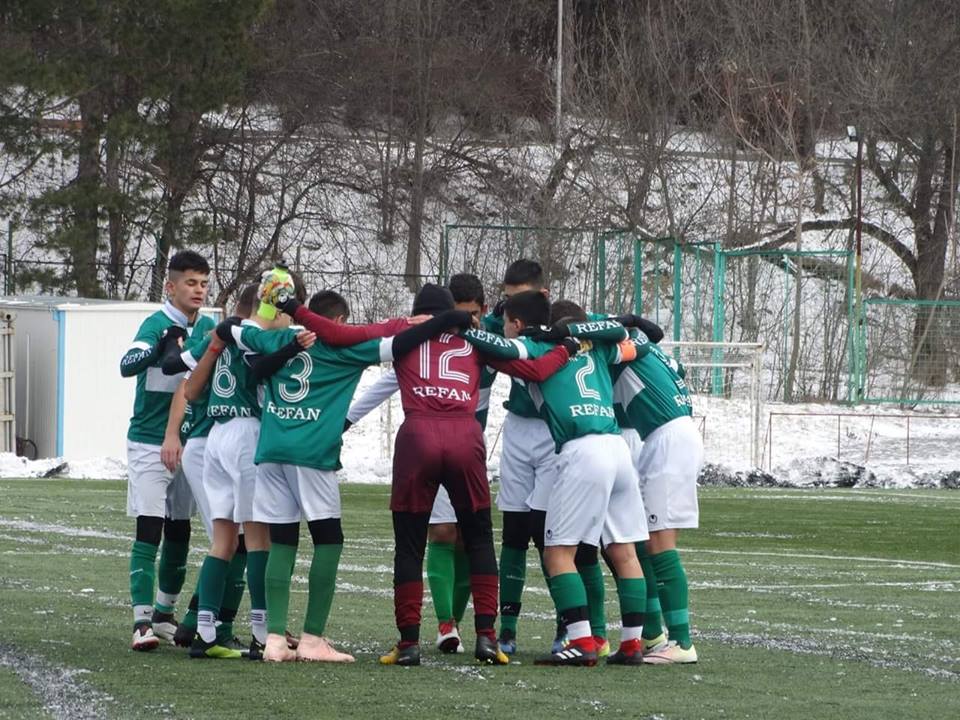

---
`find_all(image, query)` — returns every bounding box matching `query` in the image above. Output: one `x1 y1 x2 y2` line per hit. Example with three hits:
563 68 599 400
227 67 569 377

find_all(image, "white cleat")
131 625 161 652
435 621 464 654
642 640 698 664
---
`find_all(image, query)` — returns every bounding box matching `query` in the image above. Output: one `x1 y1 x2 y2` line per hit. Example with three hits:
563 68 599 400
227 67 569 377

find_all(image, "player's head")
502 290 550 339
309 290 350 323
502 258 546 297
165 250 210 315
549 299 586 326
235 283 258 318
449 273 486 327
412 283 455 316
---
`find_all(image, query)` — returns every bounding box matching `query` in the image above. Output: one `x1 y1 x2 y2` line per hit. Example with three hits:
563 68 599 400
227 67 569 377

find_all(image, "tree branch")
865 138 915 220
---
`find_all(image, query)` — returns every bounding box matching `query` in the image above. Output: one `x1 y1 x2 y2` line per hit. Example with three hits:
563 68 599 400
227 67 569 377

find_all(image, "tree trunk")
73 89 103 298
105 120 124 298
783 170 804 402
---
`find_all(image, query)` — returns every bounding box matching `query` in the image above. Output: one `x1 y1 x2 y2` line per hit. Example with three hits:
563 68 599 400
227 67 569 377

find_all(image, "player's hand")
520 324 570 343
160 434 183 473
158 325 188 355
296 330 316 349
215 316 242 344
406 314 431 325
560 337 581 357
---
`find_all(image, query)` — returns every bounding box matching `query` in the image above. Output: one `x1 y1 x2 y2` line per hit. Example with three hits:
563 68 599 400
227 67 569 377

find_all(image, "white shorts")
545 434 648 547
254 462 341 524
429 485 458 525
621 427 644 466
634 417 703 532
182 437 213 540
203 418 260 523
498 413 557 512
126 440 195 520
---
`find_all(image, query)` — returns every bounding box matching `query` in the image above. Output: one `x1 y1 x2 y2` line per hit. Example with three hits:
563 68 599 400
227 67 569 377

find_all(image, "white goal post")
660 341 764 469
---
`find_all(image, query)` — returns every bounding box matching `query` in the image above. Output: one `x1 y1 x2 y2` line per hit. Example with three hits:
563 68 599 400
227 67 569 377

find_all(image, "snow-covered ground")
3 364 958 488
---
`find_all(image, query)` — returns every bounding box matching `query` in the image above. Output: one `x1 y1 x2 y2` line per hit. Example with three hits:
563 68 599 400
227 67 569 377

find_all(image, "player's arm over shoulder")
120 315 165 377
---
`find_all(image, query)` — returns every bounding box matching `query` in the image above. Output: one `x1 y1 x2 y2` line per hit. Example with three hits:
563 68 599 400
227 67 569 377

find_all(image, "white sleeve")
347 368 399 424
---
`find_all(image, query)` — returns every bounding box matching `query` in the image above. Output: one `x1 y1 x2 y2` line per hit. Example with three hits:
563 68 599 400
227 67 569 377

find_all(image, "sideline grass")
0 480 958 719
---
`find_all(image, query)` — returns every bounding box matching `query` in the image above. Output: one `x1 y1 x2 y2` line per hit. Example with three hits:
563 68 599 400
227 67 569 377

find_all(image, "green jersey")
234 325 392 471
611 343 692 439
481 312 540 418
179 328 217 442
121 302 216 445
183 320 262 422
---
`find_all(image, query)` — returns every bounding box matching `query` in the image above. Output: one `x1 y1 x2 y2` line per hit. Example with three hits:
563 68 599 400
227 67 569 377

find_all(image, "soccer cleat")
296 633 355 663
150 611 179 643
285 630 300 650
475 635 509 665
606 638 644 666
497 629 517 656
188 635 243 659
379 643 421 666
436 621 464 654
643 632 667 652
552 623 567 654
263 633 296 662
642 640 698 665
246 637 265 661
131 625 160 652
534 643 598 667
595 637 611 658
173 623 196 648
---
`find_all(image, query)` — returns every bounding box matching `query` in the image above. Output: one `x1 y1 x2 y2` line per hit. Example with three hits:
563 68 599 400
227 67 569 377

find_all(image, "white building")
0 297 219 460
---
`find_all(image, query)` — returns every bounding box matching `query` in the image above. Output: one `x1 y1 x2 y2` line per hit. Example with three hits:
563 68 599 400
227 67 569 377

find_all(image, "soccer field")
0 481 957 720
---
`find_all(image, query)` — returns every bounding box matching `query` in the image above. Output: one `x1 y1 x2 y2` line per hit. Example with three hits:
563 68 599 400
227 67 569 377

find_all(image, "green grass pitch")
0 480 958 719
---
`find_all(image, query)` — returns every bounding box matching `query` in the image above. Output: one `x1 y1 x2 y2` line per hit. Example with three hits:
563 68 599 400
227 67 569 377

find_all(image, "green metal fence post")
711 244 726 395
597 231 606 313
672 240 682 342
633 235 643 314
440 224 450 283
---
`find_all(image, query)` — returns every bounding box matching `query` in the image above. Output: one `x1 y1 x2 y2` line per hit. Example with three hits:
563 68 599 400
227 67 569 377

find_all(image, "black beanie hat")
413 283 455 315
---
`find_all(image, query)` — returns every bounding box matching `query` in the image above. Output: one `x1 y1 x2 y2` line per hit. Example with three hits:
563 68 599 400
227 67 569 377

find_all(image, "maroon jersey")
394 332 481 416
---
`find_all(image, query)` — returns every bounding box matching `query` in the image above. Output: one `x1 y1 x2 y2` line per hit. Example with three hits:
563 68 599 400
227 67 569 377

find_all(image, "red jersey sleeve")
485 344 570 382
292 306 409 346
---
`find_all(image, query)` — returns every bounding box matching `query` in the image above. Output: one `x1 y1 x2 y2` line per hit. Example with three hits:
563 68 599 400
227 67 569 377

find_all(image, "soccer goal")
660 341 764 470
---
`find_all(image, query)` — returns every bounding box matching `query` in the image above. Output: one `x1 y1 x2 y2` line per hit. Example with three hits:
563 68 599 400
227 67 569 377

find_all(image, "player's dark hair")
236 284 258 318
503 258 543 289
549 299 586 325
309 290 350 319
503 290 550 327
167 250 209 276
449 273 485 305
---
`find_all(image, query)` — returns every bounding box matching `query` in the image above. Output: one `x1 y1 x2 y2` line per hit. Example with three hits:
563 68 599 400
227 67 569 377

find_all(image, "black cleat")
606 642 644 666
475 635 509 665
379 644 421 666
173 624 196 648
189 635 243 659
247 637 265 661
534 645 598 667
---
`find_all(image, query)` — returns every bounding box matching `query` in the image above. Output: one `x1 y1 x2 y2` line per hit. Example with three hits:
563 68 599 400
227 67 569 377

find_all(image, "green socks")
498 546 527 635
246 550 269 643
216 551 247 641
196 555 229 642
155 539 189 613
651 549 691 649
452 546 471 624
637 543 664 641
578 561 607 639
548 572 588 615
265 543 298 635
130 540 158 625
303 544 343 636
616 576 647 641
427 542 456 623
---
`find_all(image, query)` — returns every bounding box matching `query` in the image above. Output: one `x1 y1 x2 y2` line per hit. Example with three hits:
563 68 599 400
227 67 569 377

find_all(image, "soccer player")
120 250 214 651
225 286 477 663
344 273 489 654
462 292 651 666
609 327 703 664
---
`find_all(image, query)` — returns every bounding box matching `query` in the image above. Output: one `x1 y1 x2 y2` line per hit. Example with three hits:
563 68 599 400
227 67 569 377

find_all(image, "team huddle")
120 251 704 667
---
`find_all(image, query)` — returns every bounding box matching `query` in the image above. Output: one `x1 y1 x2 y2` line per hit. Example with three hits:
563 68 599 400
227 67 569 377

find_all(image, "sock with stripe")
651 549 692 649
452 546 471 624
616 576 646 642
155 539 189 613
197 555 229 643
303 543 342 636
130 540 158 626
637 542 664 642
578 560 607 640
181 592 199 631
264 543 297 635
216 549 247 641
245 549 269 643
498 546 526 636
426 541 456 623
549 572 591 646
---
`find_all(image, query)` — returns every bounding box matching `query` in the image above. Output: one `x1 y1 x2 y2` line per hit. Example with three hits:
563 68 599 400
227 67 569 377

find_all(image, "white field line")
692 580 958 591
0 518 127 541
0 644 113 719
684 547 960 570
